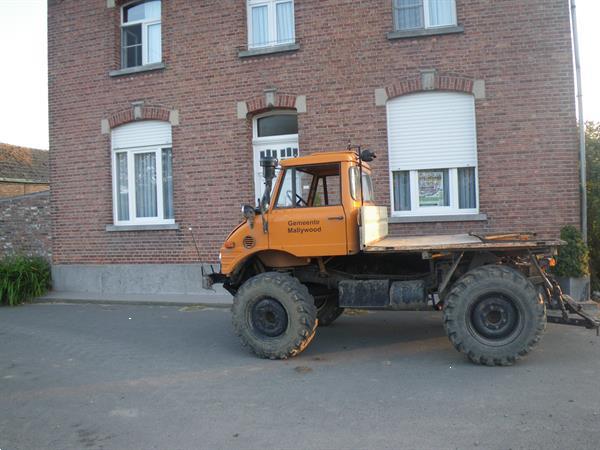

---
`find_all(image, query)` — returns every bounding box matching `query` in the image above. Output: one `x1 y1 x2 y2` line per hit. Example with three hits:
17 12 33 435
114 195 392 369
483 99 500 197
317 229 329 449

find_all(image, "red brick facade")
48 0 579 265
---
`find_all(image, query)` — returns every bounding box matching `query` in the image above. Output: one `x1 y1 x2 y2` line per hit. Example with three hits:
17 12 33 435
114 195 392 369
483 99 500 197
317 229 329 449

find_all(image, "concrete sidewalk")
35 290 233 307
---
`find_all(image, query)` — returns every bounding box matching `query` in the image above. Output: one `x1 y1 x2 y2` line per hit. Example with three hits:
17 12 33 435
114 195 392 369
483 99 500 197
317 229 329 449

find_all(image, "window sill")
106 223 179 232
238 43 300 59
389 213 487 224
109 62 166 78
387 25 464 40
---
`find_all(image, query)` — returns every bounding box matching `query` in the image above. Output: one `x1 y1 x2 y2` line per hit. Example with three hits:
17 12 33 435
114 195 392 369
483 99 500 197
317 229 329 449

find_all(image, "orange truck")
205 149 598 366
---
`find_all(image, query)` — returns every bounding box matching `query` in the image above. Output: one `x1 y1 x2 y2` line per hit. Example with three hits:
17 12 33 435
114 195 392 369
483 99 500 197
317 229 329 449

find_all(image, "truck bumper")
201 265 228 290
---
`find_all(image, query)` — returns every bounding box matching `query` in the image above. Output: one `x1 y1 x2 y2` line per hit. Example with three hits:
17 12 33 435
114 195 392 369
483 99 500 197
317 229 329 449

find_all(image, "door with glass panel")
253 113 299 205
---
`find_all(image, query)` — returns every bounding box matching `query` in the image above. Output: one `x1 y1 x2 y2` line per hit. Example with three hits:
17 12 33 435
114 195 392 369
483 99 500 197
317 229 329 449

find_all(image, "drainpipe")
570 0 587 242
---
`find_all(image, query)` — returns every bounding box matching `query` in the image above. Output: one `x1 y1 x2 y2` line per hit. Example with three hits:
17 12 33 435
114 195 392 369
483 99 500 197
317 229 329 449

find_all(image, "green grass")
0 256 51 306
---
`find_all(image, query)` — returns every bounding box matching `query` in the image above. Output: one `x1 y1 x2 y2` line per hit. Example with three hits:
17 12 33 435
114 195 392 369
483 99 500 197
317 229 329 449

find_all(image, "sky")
0 0 598 150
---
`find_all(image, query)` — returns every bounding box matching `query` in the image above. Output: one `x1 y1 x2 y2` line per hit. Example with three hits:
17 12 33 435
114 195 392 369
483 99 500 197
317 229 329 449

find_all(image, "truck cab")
218 150 375 278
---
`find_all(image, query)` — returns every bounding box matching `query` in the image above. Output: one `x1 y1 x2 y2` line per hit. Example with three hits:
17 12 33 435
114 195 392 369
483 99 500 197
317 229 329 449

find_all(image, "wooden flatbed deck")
363 233 562 253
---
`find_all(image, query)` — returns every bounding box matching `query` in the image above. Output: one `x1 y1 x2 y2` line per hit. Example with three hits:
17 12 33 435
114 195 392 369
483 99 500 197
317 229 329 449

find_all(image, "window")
121 0 162 69
386 91 478 217
247 0 295 49
349 167 375 203
253 112 299 203
275 164 341 209
111 121 174 225
393 0 456 31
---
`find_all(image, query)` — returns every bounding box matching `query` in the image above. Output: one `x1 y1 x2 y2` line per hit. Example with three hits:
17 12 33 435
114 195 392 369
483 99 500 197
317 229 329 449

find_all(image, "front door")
268 163 347 257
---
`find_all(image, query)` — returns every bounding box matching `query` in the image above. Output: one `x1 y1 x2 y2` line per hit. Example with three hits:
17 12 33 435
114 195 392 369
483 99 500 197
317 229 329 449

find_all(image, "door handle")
328 216 344 221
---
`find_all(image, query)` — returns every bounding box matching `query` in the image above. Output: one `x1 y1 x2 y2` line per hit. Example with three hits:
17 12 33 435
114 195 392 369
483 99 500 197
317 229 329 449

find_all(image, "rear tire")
232 272 317 359
443 265 546 366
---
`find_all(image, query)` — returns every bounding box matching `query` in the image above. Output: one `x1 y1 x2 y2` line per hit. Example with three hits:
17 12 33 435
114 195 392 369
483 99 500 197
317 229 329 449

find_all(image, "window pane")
393 171 411 211
276 1 294 44
162 148 174 219
362 172 374 202
122 24 142 68
349 167 359 201
124 0 161 22
395 0 423 30
251 5 269 47
458 167 477 209
276 170 294 208
257 114 298 137
418 169 449 207
148 23 162 63
428 0 455 27
135 152 158 218
116 153 129 221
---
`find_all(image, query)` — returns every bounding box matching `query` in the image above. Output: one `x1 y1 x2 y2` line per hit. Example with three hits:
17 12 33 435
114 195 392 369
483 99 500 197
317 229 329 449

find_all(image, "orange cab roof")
279 150 362 167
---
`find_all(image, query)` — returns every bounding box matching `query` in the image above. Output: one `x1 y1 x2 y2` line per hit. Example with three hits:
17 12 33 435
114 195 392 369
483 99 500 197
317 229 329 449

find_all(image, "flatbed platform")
363 233 563 253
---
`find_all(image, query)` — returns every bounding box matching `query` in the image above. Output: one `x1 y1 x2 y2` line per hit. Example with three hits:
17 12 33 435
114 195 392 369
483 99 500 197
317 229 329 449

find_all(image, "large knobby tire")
443 265 546 366
232 272 317 359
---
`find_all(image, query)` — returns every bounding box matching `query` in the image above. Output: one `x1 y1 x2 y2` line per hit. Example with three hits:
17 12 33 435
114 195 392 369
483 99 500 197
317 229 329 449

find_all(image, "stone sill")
109 62 166 77
106 223 179 232
387 25 464 40
238 43 300 58
389 214 487 224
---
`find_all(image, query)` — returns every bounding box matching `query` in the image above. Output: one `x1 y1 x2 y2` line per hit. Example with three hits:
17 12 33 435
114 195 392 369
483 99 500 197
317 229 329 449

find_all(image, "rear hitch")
530 254 600 335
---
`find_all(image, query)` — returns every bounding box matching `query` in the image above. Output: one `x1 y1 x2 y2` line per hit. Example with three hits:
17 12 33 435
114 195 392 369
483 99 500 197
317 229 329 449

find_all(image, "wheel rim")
468 294 521 344
250 297 288 338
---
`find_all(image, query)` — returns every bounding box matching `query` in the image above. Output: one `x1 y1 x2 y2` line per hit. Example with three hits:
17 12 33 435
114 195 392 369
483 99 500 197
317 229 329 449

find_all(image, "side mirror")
360 149 376 162
242 204 256 229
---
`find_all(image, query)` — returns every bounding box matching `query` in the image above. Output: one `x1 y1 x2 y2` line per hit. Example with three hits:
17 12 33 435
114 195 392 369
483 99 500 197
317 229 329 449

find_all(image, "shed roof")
0 143 49 183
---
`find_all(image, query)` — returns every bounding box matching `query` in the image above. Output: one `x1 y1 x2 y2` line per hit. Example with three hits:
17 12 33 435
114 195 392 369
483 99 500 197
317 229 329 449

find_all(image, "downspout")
570 0 587 242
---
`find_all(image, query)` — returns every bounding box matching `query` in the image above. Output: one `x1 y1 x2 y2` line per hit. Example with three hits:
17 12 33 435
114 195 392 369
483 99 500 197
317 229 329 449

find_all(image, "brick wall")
0 182 49 199
0 191 52 259
48 0 579 265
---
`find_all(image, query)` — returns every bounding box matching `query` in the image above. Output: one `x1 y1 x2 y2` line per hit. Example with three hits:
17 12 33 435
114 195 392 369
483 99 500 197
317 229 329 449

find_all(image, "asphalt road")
1 303 600 450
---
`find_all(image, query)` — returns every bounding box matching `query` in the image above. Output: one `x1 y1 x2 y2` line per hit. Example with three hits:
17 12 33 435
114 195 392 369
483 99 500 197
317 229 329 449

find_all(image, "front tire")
232 272 317 359
443 265 546 366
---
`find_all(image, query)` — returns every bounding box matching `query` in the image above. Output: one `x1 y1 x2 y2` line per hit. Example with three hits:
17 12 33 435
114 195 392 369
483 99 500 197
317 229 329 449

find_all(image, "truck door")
268 164 347 257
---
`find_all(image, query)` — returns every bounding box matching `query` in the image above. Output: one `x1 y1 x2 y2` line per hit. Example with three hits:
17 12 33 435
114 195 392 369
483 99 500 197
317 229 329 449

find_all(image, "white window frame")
390 167 479 217
121 0 162 68
252 111 299 203
393 0 457 31
111 146 174 226
247 0 296 49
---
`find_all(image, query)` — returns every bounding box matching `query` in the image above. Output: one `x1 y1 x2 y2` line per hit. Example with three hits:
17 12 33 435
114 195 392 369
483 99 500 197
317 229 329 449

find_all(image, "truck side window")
275 164 341 208
275 168 314 208
349 166 374 203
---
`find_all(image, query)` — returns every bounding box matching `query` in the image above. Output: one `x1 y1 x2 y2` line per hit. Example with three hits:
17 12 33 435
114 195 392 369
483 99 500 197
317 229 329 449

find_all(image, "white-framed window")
111 121 174 225
247 0 295 49
386 91 479 217
252 112 299 203
121 0 162 69
393 0 457 31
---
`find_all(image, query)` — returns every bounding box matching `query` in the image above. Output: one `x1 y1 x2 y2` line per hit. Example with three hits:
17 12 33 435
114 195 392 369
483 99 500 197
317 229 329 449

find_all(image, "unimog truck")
205 149 599 366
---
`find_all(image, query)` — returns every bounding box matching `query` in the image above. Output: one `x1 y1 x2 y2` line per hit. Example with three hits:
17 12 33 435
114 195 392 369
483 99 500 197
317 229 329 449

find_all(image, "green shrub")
553 226 590 278
0 256 51 306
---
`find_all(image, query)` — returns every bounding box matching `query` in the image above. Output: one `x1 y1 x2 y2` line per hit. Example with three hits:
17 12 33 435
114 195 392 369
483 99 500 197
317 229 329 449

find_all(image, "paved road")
1 303 600 450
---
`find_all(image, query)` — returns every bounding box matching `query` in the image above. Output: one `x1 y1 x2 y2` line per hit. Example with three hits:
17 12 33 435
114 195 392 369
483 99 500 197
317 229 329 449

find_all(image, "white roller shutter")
112 120 172 150
386 92 477 171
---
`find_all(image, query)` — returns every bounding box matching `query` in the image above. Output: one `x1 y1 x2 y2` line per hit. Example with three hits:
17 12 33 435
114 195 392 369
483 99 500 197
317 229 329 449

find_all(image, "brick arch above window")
103 104 178 132
246 93 298 116
377 72 485 105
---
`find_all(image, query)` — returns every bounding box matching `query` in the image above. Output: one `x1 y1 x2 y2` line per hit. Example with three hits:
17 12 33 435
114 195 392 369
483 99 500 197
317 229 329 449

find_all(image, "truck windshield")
349 166 374 202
